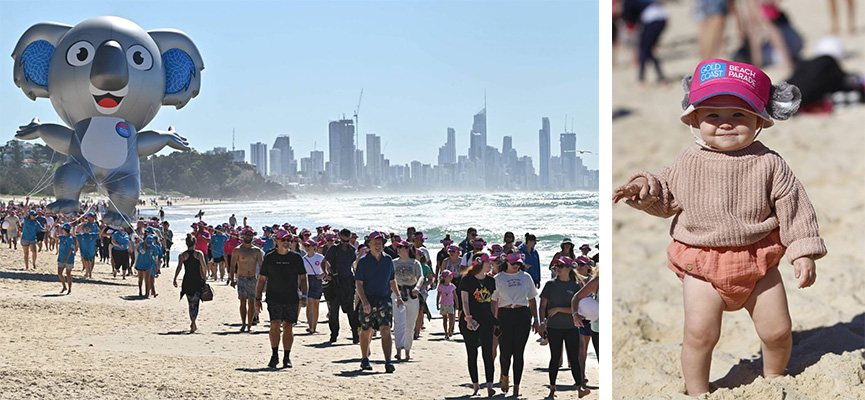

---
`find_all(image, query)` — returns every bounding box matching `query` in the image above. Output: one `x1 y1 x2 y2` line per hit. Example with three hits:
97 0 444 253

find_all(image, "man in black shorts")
256 230 308 369
355 231 403 373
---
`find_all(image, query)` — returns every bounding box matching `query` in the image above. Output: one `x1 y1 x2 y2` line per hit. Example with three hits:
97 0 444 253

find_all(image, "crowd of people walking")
0 199 599 398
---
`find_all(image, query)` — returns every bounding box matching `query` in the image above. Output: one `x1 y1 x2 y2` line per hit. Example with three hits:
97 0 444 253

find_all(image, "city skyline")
0 1 598 170
219 107 597 191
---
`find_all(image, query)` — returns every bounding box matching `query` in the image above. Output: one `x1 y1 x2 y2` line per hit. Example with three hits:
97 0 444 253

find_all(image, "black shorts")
112 248 130 270
267 301 298 324
36 231 45 242
212 256 224 263
359 297 393 331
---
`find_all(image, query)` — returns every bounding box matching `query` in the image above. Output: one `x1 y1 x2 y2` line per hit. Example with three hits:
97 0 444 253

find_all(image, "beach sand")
612 0 865 399
0 243 598 399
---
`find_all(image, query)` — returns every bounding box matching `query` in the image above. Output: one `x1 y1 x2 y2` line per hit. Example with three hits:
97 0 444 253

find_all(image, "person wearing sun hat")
614 59 825 397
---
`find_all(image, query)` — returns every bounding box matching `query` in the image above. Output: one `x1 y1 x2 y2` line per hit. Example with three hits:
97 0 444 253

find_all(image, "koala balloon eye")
126 44 152 70
66 40 95 66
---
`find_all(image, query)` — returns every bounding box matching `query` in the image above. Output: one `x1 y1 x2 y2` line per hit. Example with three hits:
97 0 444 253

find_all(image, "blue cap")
62 223 72 231
86 211 96 217
29 210 37 216
145 235 155 245
145 227 156 233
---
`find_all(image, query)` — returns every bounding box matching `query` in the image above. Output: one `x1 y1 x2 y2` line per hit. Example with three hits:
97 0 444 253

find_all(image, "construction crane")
353 88 363 151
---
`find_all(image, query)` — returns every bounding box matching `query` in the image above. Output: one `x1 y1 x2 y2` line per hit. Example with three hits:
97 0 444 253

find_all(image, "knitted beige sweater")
627 141 827 262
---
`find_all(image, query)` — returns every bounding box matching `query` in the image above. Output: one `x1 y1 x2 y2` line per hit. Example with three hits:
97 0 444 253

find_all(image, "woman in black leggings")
493 252 540 397
540 256 591 398
459 253 498 397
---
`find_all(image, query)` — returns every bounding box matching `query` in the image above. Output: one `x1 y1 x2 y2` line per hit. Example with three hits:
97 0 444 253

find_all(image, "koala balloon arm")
15 117 74 156
137 126 191 157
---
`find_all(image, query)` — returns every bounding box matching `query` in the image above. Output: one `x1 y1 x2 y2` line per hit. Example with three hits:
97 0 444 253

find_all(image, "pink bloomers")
667 229 786 310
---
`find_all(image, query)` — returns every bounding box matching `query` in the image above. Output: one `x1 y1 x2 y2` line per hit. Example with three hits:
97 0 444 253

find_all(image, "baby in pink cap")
613 59 827 396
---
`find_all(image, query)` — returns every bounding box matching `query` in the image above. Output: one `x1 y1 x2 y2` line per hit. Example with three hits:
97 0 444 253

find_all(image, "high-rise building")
502 136 516 174
469 108 486 161
250 142 267 176
355 149 364 177
437 127 456 166
269 148 282 176
272 135 296 177
328 119 356 181
366 134 381 183
560 132 577 188
539 117 551 187
310 150 325 174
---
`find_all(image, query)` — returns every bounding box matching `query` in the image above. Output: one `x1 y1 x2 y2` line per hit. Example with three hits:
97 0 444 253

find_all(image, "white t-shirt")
414 246 431 264
492 270 539 308
303 253 325 275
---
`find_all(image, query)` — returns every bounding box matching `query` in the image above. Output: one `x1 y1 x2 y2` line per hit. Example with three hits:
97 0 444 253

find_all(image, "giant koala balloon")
12 16 203 228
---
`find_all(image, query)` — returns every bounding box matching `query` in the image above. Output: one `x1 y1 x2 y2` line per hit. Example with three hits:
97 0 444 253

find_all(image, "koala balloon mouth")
93 93 123 108
89 83 129 114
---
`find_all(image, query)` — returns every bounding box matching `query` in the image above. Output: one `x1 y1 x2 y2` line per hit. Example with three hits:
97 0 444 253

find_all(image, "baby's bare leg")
682 275 725 396
742 267 792 379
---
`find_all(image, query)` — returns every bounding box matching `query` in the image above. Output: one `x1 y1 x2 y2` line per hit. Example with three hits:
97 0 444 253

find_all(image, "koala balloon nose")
90 40 128 91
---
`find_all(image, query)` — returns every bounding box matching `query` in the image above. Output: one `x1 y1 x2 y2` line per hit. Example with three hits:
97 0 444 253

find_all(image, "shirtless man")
230 227 263 332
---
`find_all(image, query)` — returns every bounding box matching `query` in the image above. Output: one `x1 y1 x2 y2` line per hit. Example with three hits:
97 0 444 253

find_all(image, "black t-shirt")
260 250 306 304
436 248 448 265
540 278 582 329
459 274 496 325
383 246 398 260
324 243 356 277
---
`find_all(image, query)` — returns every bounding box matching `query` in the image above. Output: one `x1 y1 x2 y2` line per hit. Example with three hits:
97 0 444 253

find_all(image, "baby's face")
694 107 761 152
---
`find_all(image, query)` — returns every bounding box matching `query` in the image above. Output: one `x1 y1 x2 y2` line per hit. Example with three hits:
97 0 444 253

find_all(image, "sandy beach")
0 242 598 399
612 0 865 399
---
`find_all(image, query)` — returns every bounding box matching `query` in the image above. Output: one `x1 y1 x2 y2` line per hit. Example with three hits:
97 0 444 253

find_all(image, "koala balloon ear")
767 82 801 121
681 74 693 110
148 29 204 109
11 22 72 101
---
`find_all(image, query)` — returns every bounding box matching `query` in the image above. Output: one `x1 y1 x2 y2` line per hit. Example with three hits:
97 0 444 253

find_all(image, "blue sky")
0 0 599 169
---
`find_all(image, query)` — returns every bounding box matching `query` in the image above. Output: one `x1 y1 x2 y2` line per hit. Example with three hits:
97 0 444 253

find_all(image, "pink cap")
682 59 773 127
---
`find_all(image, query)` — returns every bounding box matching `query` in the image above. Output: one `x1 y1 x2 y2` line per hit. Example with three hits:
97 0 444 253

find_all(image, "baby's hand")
793 257 817 288
613 177 657 206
